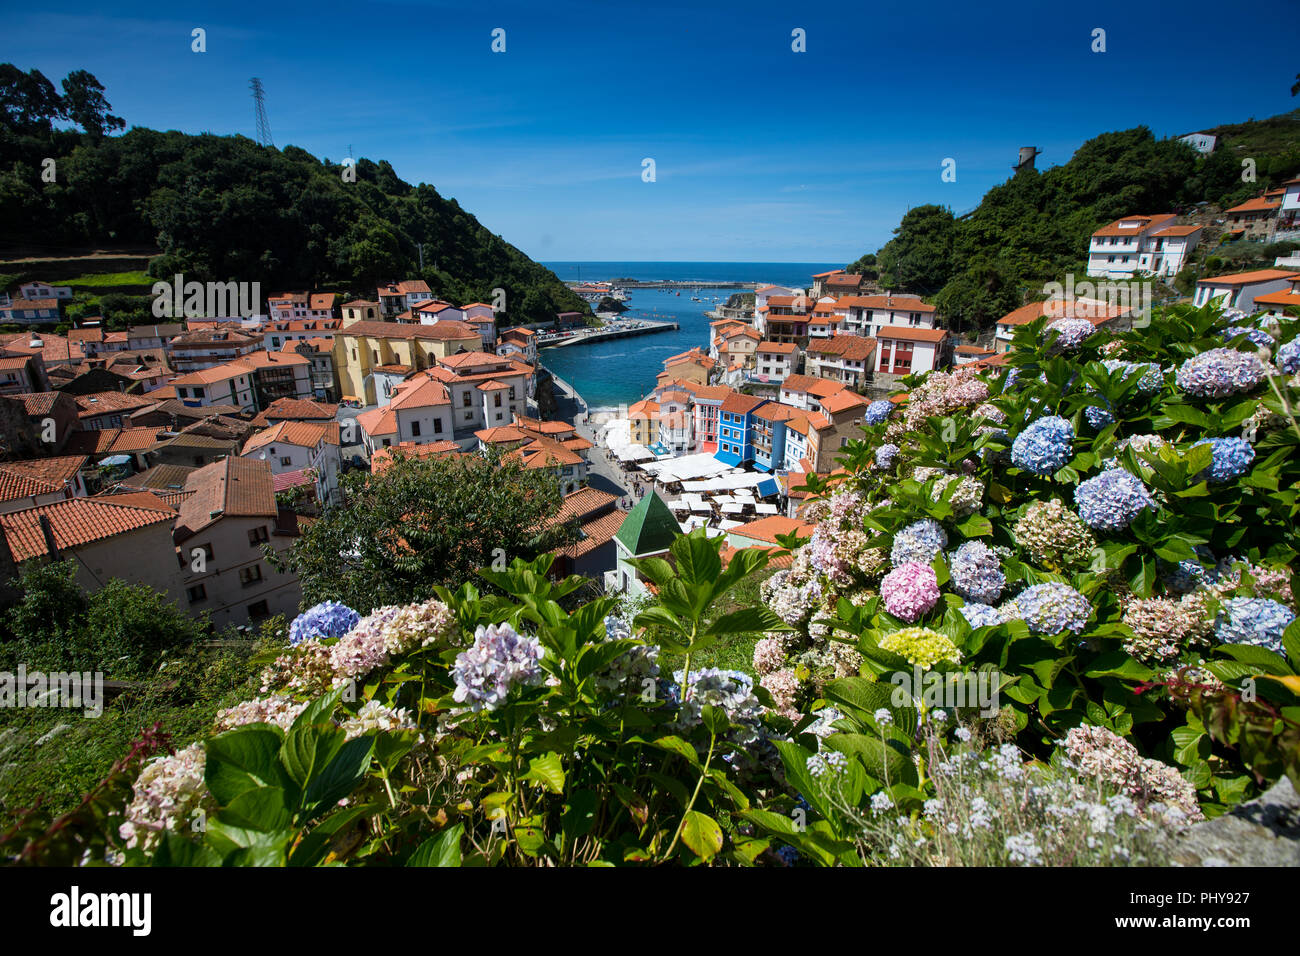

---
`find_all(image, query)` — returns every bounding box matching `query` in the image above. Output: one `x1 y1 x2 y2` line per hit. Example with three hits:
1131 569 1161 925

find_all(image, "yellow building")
335 320 482 404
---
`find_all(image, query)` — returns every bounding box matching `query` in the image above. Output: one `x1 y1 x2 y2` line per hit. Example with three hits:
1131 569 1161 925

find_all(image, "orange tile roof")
807 334 877 361
74 391 155 418
1 495 176 561
721 393 767 415
1226 197 1281 214
819 391 869 414
242 420 340 454
875 326 949 343
340 320 480 341
475 425 528 444
355 405 398 437
781 374 848 397
757 341 798 354
174 457 277 539
371 440 464 474
753 402 802 423
726 515 814 545
64 426 162 456
836 294 935 312
1152 224 1203 237
1197 269 1300 286
1091 214 1177 237
389 376 452 410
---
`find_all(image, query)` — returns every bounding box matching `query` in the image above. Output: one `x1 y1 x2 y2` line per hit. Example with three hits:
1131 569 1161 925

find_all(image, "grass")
659 567 774 675
62 271 152 288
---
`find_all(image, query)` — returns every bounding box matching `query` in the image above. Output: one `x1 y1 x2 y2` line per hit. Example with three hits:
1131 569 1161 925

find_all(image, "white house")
171 364 257 410
754 341 797 383
18 281 73 301
1087 215 1201 278
1178 132 1217 154
241 420 343 505
874 327 951 386
1194 269 1300 314
841 294 938 337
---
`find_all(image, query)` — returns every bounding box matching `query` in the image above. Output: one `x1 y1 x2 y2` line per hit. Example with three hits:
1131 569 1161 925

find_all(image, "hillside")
849 111 1300 333
0 66 588 325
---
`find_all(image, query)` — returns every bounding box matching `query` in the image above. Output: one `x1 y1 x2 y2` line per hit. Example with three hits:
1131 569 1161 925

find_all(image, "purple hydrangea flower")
875 442 900 469
959 602 1005 629
1214 598 1294 654
1045 318 1096 351
1193 437 1255 484
864 399 894 426
1084 405 1115 429
1220 325 1274 350
890 518 948 567
1175 348 1268 399
289 601 360 647
1011 416 1075 476
1101 358 1162 393
452 622 546 712
1002 582 1091 635
948 540 1005 605
880 562 941 622
1074 468 1155 530
1277 339 1300 375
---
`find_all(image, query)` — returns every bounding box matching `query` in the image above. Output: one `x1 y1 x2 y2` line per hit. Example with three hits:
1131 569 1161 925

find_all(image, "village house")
993 297 1137 352
840 294 938 337
284 338 339 402
17 280 74 301
475 416 593 496
425 351 532 439
170 363 258 411
684 383 731 453
761 295 812 343
459 303 498 342
807 298 848 338
357 375 452 454
67 325 105 358
497 326 539 365
1224 197 1280 241
778 373 850 412
805 334 877 388
1254 274 1300 317
341 299 380 326
241 419 343 506
0 350 50 396
0 456 89 514
334 320 483 405
128 324 184 351
267 292 337 322
172 457 302 628
263 318 340 352
752 402 804 473
655 347 716 388
1193 269 1300 314
715 392 768 466
3 391 79 451
377 280 435 316
75 391 155 431
0 297 61 324
873 327 952 387
1086 214 1201 278
545 487 627 580
0 493 185 601
167 327 264 372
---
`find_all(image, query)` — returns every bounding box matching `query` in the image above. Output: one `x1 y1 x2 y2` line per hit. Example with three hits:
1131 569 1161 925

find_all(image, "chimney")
38 514 59 561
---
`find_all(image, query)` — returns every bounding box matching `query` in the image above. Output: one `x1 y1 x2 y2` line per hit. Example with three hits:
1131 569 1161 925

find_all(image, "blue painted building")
715 393 767 466
751 402 803 472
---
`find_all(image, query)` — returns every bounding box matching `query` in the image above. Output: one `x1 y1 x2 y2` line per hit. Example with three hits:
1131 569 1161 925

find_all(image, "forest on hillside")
0 65 588 323
848 114 1300 331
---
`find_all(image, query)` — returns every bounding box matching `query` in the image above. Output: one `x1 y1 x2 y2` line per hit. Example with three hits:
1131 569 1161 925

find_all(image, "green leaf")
407 825 464 867
205 726 286 807
521 752 565 793
678 810 723 860
303 736 375 816
221 787 292 832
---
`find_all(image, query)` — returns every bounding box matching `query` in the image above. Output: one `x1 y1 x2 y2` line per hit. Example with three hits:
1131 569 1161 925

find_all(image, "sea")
539 261 842 410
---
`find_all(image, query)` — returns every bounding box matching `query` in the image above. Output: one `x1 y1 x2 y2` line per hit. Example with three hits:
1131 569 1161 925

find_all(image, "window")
248 600 270 619
279 456 292 467
187 584 207 603
240 564 263 587
433 418 443 434
464 411 473 421
248 526 269 546
494 393 502 407
411 420 421 437
463 392 471 407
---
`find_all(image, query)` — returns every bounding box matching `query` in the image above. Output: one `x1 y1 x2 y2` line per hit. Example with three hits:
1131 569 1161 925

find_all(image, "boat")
675 292 680 296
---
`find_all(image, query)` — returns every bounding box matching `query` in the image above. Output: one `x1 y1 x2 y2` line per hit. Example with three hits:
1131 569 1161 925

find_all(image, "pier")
604 280 758 290
540 319 679 349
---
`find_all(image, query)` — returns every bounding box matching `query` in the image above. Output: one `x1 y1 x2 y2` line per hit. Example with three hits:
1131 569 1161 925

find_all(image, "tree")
275 449 575 611
59 70 124 136
875 205 956 294
0 64 63 134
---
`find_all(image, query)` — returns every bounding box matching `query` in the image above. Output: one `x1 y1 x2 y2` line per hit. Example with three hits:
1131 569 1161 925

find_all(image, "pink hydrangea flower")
880 562 940 622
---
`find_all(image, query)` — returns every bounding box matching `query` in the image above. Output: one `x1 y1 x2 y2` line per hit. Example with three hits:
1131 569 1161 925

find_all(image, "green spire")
615 491 680 557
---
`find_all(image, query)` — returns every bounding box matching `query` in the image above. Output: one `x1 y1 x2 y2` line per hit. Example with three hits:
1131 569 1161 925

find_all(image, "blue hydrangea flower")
1193 437 1255 484
864 399 894 426
672 668 764 745
1277 339 1300 375
959 602 1005 629
1214 598 1294 654
1101 359 1162 393
1002 583 1091 635
1175 348 1268 399
1045 318 1096 351
1074 468 1155 530
1011 416 1075 476
948 541 1005 605
289 601 360 646
1084 404 1114 429
452 622 546 712
875 442 900 469
1220 325 1274 350
1160 547 1216 593
890 518 948 567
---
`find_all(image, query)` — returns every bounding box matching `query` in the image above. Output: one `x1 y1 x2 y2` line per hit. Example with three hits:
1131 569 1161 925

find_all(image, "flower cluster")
1013 498 1096 569
1101 358 1163 393
1004 582 1091 635
380 599 456 655
329 606 400 686
1074 468 1154 531
752 636 786 676
759 668 801 719
1063 725 1203 822
875 442 900 469
948 540 1005 605
289 601 360 647
119 743 207 851
1120 597 1211 664
1045 318 1096 351
880 562 940 622
1011 416 1075 476
1083 404 1114 429
890 518 947 567
878 626 961 670
1213 597 1294 654
864 399 894 426
807 750 848 779
339 700 419 740
929 474 984 517
451 623 546 712
1175 348 1268 399
214 695 307 733
1277 338 1300 375
672 668 764 745
1193 437 1255 485
594 615 661 693
959 602 1005 629
1220 324 1274 350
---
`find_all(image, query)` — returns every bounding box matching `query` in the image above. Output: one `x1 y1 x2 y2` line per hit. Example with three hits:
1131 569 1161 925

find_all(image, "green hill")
0 66 587 325
849 111 1300 333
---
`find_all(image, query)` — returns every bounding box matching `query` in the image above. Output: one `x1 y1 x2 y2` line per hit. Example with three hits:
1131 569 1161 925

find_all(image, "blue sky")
8 0 1299 262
